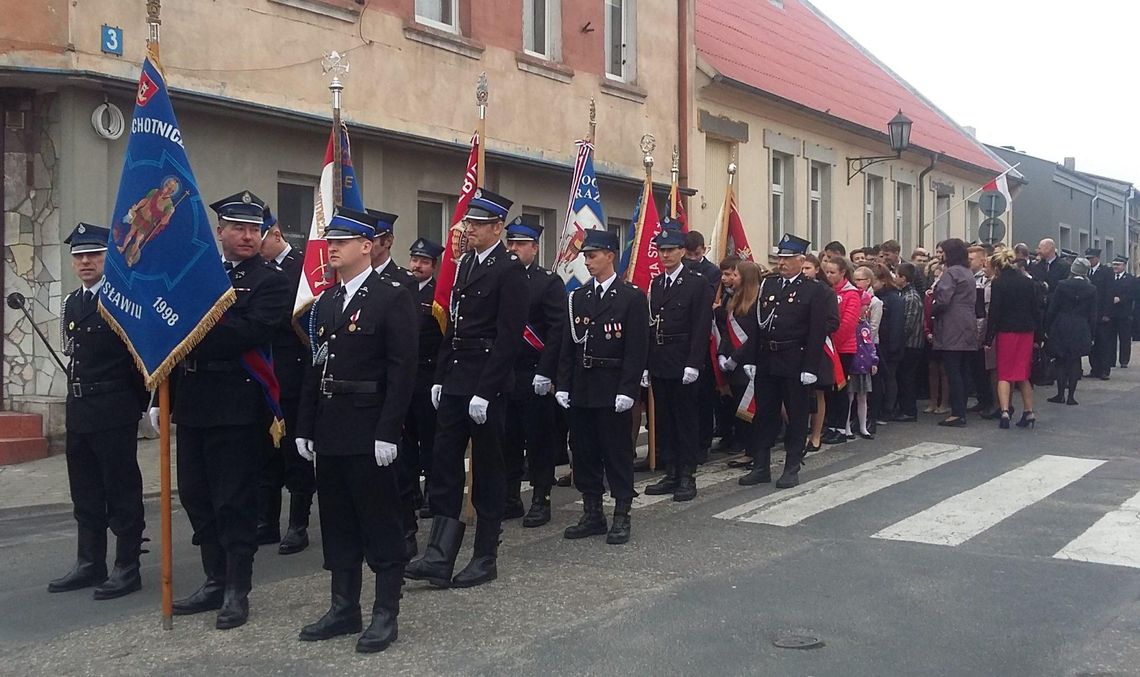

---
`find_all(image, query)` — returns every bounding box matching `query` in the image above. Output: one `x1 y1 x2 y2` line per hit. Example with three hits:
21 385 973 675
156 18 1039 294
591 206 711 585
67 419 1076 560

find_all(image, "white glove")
148 406 160 432
295 438 314 462
615 395 634 413
640 370 650 388
430 384 442 410
743 364 756 379
682 367 699 385
718 355 737 372
532 374 552 396
555 391 571 409
800 372 818 386
468 395 489 424
374 440 398 467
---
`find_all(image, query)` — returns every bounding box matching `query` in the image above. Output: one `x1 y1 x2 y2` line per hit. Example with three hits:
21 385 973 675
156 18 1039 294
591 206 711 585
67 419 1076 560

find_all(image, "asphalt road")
2 370 1139 676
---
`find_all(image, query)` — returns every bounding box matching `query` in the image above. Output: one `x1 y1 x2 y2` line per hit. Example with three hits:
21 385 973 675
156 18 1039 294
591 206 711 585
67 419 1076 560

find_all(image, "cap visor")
71 244 108 254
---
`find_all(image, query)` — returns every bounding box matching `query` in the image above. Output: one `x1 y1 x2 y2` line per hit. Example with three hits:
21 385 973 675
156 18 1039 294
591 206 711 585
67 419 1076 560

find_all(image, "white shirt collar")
593 272 618 294
665 262 685 284
418 279 432 291
473 243 498 264
780 273 801 285
274 244 292 265
373 257 392 276
84 277 105 295
341 267 373 307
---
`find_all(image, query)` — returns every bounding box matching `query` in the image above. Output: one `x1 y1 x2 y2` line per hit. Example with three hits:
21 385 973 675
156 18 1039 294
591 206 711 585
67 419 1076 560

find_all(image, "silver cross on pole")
322 51 350 112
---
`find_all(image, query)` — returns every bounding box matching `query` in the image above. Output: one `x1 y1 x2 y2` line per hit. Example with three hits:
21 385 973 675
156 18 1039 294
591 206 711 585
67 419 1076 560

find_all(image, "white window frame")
604 0 637 82
967 200 981 241
523 0 561 60
415 0 459 34
771 153 786 245
417 193 454 243
1106 237 1115 261
809 164 822 247
864 176 883 246
1079 229 1090 254
1058 224 1072 251
895 182 913 254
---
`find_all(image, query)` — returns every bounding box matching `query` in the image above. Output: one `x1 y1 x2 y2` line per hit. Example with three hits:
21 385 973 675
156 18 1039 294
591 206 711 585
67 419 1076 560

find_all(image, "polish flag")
983 173 1013 216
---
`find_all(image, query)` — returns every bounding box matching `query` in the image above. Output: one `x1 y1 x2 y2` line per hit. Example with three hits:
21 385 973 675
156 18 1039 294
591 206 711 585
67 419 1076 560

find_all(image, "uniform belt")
654 332 689 345
320 379 380 396
581 355 622 369
70 379 131 398
759 339 802 352
451 338 494 351
181 359 242 373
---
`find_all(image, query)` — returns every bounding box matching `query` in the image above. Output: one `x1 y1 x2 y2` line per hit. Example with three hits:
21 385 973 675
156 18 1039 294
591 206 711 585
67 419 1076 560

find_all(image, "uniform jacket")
435 241 528 400
557 278 649 407
271 247 306 401
172 255 291 427
648 264 714 379
414 279 444 392
512 263 565 394
1088 264 1113 321
931 266 978 352
1109 272 1134 319
64 286 147 434
1045 277 1098 359
1029 256 1071 296
738 275 837 379
376 258 418 293
296 271 418 453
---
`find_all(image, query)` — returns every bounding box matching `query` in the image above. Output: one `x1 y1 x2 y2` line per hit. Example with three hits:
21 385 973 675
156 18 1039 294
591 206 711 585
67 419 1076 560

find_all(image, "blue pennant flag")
554 141 605 290
101 54 235 389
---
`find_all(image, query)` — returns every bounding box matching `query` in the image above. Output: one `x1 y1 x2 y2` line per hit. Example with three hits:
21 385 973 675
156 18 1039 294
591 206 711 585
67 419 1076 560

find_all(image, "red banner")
432 133 480 332
625 178 663 293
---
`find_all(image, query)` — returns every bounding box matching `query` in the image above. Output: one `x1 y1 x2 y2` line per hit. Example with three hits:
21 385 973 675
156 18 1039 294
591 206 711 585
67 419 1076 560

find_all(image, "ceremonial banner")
433 133 481 331
625 180 664 293
555 141 605 289
102 53 234 389
294 125 365 320
669 180 688 232
711 185 754 262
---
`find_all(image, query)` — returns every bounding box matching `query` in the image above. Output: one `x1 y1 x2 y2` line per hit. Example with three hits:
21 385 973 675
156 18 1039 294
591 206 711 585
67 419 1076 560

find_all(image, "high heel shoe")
1015 411 1036 429
999 410 1011 429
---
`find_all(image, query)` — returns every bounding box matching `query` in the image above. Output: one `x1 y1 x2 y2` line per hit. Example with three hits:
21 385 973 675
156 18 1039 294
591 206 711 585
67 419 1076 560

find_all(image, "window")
770 153 794 245
967 201 981 241
605 0 636 82
520 206 559 266
864 176 883 246
415 0 459 33
1079 230 1090 254
417 194 451 243
1058 224 1072 251
895 182 914 254
1106 238 1115 261
524 0 561 60
808 161 831 247
935 194 951 242
277 180 316 252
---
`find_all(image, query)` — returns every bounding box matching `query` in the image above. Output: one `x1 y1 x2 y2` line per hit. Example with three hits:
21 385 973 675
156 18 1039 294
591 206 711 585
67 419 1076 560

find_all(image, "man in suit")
405 189 527 589
502 217 565 527
1086 248 1114 379
1029 238 1071 298
294 207 417 654
404 238 445 520
682 229 721 460
555 230 649 544
255 206 315 555
158 190 291 629
370 210 418 292
48 223 148 600
643 229 714 502
736 234 837 488
1109 255 1134 368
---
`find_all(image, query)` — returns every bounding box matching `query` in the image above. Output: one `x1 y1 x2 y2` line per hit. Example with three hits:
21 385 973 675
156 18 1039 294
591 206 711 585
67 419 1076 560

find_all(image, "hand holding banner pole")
464 73 489 525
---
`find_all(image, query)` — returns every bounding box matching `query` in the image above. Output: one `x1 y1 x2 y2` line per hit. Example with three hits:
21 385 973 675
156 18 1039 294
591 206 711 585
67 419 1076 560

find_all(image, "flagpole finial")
476 72 489 119
587 98 597 144
728 162 737 176
322 51 350 110
641 134 656 171
146 0 162 44
672 145 679 174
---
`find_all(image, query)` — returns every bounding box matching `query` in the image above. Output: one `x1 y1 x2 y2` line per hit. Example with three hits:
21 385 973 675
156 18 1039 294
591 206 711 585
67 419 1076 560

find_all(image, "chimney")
963 126 976 138
1063 157 1076 171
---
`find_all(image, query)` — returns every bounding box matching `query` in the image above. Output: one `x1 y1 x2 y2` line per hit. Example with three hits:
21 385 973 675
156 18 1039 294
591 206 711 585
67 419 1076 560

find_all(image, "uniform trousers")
259 398 316 500
315 454 406 573
66 423 144 539
1111 317 1132 366
650 377 700 467
1091 322 1113 376
503 383 559 489
753 371 810 475
429 394 506 522
177 423 261 558
401 388 437 490
569 406 635 500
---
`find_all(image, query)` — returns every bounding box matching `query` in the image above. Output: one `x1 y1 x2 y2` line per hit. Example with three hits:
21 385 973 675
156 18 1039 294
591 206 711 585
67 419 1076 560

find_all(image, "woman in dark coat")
930 239 977 426
985 249 1042 428
1046 257 1098 405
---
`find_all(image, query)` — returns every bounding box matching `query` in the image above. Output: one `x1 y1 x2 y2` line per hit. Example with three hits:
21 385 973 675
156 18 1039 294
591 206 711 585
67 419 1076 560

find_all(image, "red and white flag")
982 173 1013 217
432 133 481 331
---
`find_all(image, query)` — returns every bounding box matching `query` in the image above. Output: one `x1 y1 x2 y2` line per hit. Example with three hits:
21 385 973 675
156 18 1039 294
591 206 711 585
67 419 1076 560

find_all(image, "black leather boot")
404 516 465 588
673 465 698 502
356 570 401 653
417 492 433 519
93 534 143 600
278 493 311 555
255 488 281 546
404 528 418 561
299 568 362 641
173 543 226 614
215 552 253 629
504 481 526 519
452 519 499 588
775 470 800 489
48 527 108 593
606 499 632 545
522 486 552 528
563 495 608 539
643 465 680 495
738 464 772 486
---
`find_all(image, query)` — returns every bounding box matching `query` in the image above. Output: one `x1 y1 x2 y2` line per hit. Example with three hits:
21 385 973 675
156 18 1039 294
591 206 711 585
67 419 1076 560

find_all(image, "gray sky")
808 0 1139 183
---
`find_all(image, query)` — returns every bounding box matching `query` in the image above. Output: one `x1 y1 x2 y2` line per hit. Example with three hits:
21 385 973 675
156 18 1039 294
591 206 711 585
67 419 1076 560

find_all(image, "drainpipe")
917 153 939 247
1090 182 1100 250
676 0 689 198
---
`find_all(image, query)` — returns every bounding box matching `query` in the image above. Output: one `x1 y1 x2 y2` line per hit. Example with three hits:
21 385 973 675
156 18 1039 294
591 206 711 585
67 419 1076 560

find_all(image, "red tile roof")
695 0 1003 174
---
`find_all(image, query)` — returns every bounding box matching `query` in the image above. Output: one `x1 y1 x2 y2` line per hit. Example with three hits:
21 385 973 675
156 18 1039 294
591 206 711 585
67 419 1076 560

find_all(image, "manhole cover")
773 633 824 650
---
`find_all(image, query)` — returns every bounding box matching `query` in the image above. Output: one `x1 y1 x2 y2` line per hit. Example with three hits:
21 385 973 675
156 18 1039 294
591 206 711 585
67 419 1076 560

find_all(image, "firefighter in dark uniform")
555 230 649 544
736 234 837 488
370 210 418 292
255 206 315 555
48 223 148 600
1086 248 1114 379
404 237 445 520
1109 255 1133 368
159 191 291 630
502 217 565 528
682 228 722 458
405 188 527 589
643 229 714 502
294 207 417 653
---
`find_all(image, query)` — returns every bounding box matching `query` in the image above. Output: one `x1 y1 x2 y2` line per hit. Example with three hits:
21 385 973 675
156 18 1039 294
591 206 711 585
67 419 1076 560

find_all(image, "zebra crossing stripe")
872 454 1105 546
580 459 748 509
1054 489 1140 569
713 442 981 526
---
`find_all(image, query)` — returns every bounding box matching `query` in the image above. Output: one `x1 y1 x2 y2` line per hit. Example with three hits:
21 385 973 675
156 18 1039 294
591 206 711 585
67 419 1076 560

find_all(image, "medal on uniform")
604 323 612 340
768 295 776 301
615 322 622 338
68 320 75 330
314 343 329 366
318 326 325 338
583 317 590 325
348 309 361 333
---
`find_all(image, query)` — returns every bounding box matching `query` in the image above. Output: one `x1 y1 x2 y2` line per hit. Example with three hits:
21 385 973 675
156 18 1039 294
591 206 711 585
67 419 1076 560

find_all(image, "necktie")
333 284 347 325
781 278 789 291
465 256 478 284
664 276 673 292
223 261 234 272
83 290 94 311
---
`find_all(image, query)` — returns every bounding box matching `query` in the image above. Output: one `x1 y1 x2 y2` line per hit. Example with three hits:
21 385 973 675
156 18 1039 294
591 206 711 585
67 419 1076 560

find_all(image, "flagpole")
323 52 349 208
639 138 659 472
718 152 737 264
670 146 680 219
464 73 489 526
146 0 174 632
587 97 596 146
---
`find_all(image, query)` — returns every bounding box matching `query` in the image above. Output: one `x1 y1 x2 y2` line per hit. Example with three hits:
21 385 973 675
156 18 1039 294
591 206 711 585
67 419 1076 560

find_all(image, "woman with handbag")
1045 257 1098 405
985 249 1042 429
